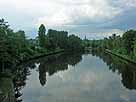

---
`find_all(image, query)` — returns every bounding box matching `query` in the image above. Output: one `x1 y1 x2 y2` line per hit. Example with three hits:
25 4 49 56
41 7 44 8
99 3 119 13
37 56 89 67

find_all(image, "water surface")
16 52 136 102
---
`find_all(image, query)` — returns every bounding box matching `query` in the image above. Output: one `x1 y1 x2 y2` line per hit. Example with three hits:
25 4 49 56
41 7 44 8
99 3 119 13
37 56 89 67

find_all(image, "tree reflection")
3 50 136 102
38 52 83 86
13 52 83 95
13 65 31 102
92 49 136 90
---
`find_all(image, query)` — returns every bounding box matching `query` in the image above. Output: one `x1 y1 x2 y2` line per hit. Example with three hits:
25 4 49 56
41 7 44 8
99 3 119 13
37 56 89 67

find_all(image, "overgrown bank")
90 30 136 63
105 49 136 65
0 19 90 72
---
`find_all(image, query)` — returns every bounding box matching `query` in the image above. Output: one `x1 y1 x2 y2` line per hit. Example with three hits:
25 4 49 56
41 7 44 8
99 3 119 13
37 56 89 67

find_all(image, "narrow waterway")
15 52 136 102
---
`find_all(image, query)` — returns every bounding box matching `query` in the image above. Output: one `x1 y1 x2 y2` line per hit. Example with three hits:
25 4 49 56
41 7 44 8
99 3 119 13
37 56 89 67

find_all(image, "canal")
2 51 136 102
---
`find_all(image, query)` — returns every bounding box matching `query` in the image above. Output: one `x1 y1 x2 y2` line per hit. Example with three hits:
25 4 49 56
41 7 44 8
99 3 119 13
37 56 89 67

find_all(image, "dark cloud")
107 8 136 30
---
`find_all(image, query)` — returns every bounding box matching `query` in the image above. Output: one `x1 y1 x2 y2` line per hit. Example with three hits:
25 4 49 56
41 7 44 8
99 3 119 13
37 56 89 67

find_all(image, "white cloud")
36 0 121 27
0 0 121 27
37 10 74 28
0 0 136 38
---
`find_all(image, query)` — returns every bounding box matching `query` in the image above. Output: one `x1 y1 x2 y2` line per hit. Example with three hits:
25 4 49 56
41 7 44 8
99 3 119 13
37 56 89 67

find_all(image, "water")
15 52 136 102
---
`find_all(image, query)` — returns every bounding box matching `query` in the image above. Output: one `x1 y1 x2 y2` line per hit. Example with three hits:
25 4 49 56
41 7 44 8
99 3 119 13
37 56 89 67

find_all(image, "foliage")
38 24 46 48
0 19 87 72
123 30 136 54
91 30 136 60
67 34 83 50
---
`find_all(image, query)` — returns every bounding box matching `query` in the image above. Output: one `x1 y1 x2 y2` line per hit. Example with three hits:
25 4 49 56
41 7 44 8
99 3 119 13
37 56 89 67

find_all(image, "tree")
38 24 46 48
47 29 58 50
0 19 12 71
67 35 83 50
122 30 136 54
47 29 68 50
133 40 136 59
0 19 87 72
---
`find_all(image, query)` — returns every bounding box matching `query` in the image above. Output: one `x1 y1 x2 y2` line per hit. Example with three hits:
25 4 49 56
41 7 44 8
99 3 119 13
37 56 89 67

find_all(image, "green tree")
122 30 136 54
47 29 68 50
133 40 136 59
68 35 83 50
38 24 46 48
0 19 13 71
0 19 87 72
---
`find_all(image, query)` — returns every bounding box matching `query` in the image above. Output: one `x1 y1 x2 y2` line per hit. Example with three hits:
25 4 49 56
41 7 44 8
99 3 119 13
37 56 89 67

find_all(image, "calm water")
15 52 136 102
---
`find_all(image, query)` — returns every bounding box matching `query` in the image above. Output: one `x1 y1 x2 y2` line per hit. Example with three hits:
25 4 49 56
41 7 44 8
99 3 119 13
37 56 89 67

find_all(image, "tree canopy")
0 19 88 72
91 29 136 60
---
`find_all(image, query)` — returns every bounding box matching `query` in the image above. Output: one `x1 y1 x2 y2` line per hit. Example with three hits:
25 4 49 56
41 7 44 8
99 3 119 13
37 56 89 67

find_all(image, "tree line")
0 19 89 71
91 30 136 60
37 24 87 51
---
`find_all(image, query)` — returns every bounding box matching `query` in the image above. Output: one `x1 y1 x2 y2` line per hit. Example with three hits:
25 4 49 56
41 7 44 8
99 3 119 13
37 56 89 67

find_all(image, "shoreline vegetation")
0 18 136 73
90 29 136 65
105 49 136 65
0 18 90 72
0 18 90 101
0 18 136 72
0 18 136 102
19 49 65 63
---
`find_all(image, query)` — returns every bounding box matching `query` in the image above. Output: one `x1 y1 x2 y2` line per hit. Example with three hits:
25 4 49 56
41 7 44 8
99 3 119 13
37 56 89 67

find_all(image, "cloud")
103 8 136 30
0 0 120 26
36 0 121 27
0 0 136 38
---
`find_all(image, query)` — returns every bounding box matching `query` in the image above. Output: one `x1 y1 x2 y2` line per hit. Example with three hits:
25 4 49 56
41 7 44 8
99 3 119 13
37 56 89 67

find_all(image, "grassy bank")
0 77 15 102
105 49 136 65
19 49 65 63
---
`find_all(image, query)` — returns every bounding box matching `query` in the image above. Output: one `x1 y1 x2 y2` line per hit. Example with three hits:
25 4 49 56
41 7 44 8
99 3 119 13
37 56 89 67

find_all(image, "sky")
0 0 136 39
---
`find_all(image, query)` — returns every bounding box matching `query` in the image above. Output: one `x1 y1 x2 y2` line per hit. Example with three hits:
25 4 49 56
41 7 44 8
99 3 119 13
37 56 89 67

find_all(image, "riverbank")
19 49 65 64
0 77 15 102
105 49 136 65
19 48 87 65
0 49 65 102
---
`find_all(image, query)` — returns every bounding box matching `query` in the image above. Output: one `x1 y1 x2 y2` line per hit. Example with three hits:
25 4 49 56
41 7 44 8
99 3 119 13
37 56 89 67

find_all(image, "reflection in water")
13 52 82 101
13 65 31 102
38 52 82 86
92 50 136 90
10 51 136 102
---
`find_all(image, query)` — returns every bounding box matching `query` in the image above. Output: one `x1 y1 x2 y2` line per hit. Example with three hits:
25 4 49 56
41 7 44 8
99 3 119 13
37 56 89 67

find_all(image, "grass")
0 77 13 95
105 49 136 65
